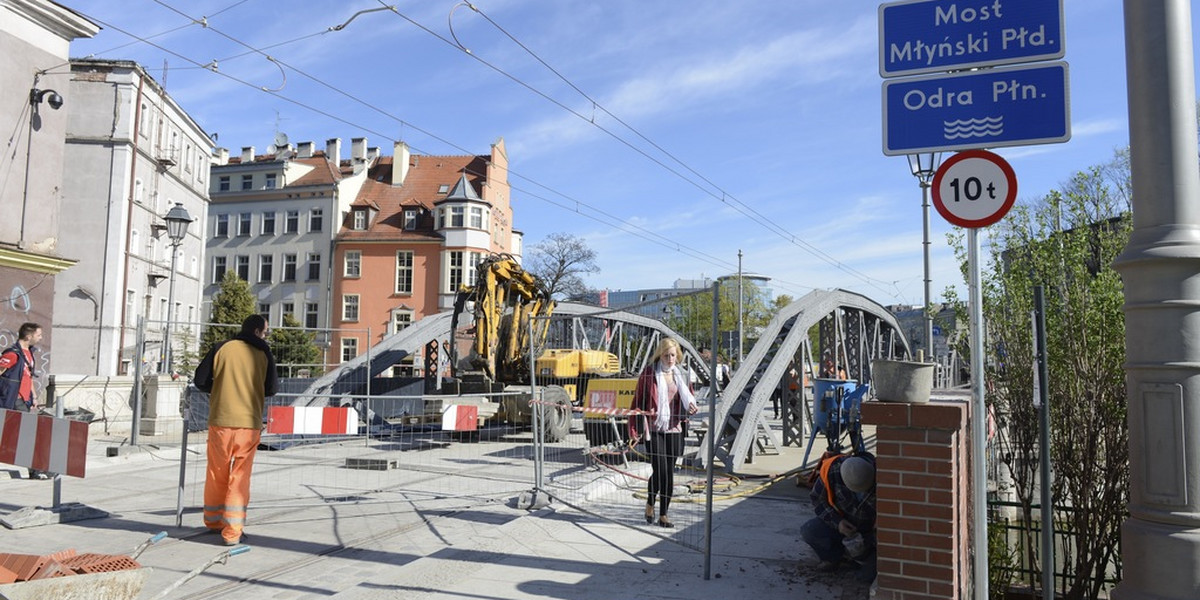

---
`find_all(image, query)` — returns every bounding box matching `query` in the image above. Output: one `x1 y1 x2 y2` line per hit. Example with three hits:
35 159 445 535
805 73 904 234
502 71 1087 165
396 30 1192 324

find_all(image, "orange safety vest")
818 454 845 516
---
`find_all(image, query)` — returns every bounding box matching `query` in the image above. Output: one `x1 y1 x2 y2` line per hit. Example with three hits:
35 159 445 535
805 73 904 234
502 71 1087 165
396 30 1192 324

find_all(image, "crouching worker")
801 453 877 582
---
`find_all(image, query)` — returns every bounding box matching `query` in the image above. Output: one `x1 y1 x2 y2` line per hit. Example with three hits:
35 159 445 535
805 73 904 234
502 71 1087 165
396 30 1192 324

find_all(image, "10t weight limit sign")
931 149 1018 228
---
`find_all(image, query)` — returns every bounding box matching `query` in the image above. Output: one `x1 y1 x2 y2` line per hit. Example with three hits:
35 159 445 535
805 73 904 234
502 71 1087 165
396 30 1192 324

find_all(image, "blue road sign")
882 62 1070 156
880 0 1064 78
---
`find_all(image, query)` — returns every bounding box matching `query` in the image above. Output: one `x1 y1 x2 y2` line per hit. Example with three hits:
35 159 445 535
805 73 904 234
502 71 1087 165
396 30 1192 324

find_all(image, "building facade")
206 137 374 353
331 139 519 369
0 0 98 366
54 59 211 375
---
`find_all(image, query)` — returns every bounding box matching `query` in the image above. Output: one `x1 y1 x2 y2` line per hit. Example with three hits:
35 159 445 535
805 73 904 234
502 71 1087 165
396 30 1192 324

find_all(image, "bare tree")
526 232 600 300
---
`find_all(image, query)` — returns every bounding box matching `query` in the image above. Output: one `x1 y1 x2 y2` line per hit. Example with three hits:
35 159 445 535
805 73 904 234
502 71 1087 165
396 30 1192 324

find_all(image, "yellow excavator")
445 254 625 442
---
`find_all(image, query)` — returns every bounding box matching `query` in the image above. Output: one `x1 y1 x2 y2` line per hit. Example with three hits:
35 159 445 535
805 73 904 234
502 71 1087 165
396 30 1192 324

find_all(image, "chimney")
393 141 411 186
351 137 367 174
326 138 341 166
240 146 254 163
214 147 229 166
297 141 314 158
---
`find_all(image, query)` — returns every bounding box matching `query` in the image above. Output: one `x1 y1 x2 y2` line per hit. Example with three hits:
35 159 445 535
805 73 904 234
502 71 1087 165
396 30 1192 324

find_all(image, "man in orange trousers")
194 315 277 546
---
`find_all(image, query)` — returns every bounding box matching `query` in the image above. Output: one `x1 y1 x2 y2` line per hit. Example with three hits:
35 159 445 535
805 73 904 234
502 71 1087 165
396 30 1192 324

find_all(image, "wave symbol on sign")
943 116 1003 140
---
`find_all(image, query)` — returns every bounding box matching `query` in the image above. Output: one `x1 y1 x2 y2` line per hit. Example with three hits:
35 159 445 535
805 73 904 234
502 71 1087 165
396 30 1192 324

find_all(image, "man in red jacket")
0 322 49 479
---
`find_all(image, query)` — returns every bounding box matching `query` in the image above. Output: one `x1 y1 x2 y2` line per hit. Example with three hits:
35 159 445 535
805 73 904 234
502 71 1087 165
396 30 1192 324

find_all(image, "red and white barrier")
0 409 88 478
442 405 478 432
266 406 358 435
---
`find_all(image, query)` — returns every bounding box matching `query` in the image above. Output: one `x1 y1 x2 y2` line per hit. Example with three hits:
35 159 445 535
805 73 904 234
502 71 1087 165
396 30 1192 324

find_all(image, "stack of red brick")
0 550 141 583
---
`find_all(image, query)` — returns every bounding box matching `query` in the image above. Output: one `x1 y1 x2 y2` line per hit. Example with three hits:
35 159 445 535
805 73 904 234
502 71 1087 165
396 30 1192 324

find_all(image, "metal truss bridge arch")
699 288 911 473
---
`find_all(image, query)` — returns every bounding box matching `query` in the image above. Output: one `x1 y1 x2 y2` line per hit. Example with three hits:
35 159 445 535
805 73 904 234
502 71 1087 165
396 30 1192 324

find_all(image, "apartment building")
54 59 211 375
331 139 520 369
206 137 374 339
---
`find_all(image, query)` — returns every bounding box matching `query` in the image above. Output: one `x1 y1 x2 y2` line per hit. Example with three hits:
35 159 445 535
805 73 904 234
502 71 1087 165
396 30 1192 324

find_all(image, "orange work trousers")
204 426 261 544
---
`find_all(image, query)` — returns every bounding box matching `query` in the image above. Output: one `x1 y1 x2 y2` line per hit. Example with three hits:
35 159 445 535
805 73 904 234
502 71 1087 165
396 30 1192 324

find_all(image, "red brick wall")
862 400 971 600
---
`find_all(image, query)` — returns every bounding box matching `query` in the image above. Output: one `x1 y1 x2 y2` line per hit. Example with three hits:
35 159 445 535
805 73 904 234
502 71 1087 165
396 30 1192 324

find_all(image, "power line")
75 3 888 302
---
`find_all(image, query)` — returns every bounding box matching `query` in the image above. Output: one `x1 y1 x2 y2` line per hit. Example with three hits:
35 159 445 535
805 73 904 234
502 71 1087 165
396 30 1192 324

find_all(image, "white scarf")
655 365 695 431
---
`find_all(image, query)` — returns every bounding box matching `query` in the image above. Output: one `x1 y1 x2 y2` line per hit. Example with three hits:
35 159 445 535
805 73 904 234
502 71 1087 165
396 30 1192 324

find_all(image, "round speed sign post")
931 149 1018 228
930 149 1016 600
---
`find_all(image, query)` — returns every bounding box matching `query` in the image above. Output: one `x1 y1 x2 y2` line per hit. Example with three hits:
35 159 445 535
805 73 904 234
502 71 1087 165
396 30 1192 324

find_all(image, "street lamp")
162 202 193 373
907 152 942 363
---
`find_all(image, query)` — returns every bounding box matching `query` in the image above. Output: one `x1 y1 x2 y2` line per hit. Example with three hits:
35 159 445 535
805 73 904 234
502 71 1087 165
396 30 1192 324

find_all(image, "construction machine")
443 254 627 442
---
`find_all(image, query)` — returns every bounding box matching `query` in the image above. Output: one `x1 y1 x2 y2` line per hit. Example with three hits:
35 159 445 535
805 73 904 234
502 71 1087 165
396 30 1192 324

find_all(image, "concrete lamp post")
907 152 942 363
162 202 192 374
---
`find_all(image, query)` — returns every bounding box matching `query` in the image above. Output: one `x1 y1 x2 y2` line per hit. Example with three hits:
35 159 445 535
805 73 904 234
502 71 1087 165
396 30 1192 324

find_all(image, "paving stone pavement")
0 428 871 600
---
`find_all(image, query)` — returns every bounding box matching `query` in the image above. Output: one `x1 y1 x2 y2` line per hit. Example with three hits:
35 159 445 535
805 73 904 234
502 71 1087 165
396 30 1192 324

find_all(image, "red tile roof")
339 154 489 242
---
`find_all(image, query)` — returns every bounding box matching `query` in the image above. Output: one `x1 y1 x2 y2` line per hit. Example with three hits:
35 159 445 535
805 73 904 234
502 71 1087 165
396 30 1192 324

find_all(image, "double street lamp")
161 202 193 374
907 152 942 362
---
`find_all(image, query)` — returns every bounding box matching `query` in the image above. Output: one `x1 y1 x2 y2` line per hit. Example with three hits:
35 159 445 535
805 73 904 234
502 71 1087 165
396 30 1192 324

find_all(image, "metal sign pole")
704 281 719 580
968 228 988 600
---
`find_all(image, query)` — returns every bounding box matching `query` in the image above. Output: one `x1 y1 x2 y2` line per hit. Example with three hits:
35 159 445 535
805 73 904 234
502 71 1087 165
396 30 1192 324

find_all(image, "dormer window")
404 209 417 230
353 209 367 230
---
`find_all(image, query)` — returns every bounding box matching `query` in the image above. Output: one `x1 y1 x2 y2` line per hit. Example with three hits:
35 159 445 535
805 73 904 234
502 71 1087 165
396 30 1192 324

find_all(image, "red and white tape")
0 409 88 478
267 406 358 435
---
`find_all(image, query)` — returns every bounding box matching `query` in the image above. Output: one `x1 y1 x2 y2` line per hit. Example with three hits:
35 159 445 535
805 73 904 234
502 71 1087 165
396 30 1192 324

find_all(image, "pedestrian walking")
628 337 698 528
194 315 278 546
0 322 49 479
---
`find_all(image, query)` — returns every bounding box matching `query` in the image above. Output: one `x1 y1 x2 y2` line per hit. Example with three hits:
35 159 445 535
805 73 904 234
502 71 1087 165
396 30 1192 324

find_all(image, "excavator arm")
449 254 555 383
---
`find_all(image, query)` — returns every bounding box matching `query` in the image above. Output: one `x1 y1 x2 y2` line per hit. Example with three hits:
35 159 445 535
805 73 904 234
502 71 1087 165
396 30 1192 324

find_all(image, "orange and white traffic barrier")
266 406 358 435
442 404 478 431
0 409 88 478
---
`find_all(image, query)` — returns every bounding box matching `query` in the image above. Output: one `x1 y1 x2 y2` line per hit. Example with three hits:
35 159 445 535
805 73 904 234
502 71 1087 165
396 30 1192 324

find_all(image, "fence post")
704 281 720 580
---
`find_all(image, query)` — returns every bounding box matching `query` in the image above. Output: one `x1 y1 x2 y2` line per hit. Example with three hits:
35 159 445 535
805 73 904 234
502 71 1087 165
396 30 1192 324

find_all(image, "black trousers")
646 430 684 516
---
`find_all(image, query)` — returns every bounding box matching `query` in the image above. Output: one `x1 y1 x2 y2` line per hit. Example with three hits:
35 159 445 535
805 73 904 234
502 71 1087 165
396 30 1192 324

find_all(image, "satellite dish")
274 132 289 148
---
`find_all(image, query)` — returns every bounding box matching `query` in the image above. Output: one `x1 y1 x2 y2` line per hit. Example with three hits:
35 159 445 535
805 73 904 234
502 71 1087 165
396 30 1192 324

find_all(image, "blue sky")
62 1 1181 306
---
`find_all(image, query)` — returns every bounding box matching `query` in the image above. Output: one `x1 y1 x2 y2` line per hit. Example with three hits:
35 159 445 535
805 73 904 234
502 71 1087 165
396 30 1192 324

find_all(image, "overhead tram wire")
413 2 903 301
80 6 830 299
110 2 744 275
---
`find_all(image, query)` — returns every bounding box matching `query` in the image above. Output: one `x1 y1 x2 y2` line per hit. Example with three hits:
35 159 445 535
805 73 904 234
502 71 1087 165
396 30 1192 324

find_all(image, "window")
344 250 361 278
341 338 358 363
392 309 413 334
282 254 297 282
305 303 319 329
144 294 152 320
159 298 167 323
395 251 413 294
469 206 483 229
238 212 252 236
352 209 367 230
215 214 229 237
258 303 270 322
404 209 417 230
258 254 273 283
285 210 299 233
126 290 136 326
265 173 277 189
236 255 250 281
306 253 321 281
467 251 482 286
450 206 464 227
134 179 144 204
342 295 359 321
438 184 450 194
282 302 294 323
434 209 442 229
218 176 230 192
446 251 464 293
241 174 253 190
261 211 275 235
310 207 323 232
212 256 227 282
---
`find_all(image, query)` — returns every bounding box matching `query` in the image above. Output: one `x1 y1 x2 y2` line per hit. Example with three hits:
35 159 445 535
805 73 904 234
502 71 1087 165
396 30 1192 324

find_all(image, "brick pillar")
862 399 971 600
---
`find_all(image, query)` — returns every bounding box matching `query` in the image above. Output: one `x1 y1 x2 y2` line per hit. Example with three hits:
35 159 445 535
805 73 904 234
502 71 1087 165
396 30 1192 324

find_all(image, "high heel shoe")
657 516 674 528
644 505 654 524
